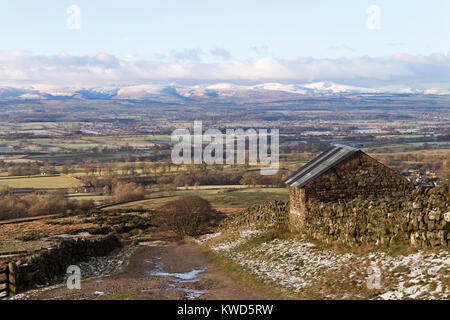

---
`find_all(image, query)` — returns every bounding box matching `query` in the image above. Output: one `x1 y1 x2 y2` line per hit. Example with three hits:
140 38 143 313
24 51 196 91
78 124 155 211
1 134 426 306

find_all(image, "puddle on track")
141 287 206 300
149 266 208 282
144 259 208 299
170 288 206 300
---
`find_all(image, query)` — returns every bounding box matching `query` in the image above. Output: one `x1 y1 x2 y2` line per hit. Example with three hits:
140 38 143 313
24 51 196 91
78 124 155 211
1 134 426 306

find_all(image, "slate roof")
284 144 359 188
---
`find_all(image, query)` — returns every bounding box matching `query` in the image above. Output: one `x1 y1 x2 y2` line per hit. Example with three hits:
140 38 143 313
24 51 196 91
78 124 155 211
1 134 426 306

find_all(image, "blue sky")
0 0 449 87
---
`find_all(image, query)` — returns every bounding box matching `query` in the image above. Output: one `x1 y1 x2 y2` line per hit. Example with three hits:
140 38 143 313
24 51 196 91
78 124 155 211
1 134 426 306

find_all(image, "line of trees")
109 182 146 203
0 188 95 221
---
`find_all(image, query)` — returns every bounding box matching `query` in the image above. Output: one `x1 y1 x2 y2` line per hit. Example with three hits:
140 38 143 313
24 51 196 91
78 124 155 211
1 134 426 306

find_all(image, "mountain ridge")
0 81 448 101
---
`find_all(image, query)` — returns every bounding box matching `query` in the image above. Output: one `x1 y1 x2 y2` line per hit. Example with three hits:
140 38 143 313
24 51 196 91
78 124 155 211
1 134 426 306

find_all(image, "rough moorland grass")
204 239 347 300
208 243 362 299
0 240 55 254
308 237 446 258
196 230 308 299
232 230 291 252
102 290 140 300
201 188 288 208
204 246 290 300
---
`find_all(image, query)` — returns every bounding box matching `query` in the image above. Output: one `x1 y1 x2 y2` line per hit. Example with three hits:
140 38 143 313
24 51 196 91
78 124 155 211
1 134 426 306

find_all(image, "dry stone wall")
6 235 121 293
225 186 449 248
304 185 449 247
219 200 289 231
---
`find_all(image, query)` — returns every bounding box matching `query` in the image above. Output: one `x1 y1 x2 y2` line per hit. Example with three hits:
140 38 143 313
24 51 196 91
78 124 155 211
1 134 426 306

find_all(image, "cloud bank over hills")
0 51 449 95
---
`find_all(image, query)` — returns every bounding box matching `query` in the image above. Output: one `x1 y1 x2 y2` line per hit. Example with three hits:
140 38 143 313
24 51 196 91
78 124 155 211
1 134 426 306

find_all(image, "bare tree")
158 196 214 239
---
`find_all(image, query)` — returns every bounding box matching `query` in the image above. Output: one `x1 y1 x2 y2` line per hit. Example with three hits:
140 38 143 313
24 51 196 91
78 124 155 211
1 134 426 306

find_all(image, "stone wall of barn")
303 185 449 247
219 186 448 248
303 151 414 202
288 151 415 232
288 186 307 232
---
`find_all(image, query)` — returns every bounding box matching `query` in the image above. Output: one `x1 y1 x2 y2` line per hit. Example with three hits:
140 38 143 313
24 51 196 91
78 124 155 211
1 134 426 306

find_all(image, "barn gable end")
285 144 415 232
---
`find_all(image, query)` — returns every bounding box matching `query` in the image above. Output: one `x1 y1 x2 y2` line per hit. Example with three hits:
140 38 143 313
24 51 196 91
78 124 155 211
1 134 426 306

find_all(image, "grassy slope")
105 188 288 210
196 230 450 300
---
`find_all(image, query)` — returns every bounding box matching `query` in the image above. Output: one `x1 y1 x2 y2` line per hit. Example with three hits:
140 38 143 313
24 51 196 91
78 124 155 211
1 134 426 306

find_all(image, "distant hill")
1 81 448 102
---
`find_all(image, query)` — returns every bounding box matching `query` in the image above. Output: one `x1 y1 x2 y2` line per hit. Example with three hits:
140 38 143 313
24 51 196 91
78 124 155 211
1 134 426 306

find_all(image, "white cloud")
0 50 449 89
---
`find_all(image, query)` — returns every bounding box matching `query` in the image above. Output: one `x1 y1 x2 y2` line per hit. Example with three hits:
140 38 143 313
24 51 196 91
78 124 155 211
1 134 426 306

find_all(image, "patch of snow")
148 264 207 282
203 233 449 300
210 229 264 252
193 232 222 245
144 260 208 300
8 246 139 300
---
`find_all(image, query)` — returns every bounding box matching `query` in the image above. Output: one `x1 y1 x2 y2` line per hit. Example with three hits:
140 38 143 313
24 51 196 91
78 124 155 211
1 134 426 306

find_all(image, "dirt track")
27 243 268 300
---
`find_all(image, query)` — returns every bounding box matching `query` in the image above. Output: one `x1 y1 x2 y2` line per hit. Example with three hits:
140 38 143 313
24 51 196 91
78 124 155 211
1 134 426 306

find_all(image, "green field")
0 240 56 254
66 194 110 201
106 187 288 210
0 175 83 189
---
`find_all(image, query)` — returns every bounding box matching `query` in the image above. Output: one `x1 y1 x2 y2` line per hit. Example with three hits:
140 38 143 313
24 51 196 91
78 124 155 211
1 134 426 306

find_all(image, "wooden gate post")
5 265 9 297
7 262 17 296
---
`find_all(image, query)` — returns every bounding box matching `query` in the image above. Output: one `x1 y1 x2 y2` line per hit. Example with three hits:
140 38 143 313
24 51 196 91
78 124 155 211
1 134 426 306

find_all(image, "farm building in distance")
285 144 415 232
39 167 59 175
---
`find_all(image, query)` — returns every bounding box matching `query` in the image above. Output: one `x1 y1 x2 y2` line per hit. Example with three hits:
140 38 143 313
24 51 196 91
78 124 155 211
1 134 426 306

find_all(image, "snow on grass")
208 229 264 252
9 246 139 300
371 250 449 300
222 238 361 293
199 230 449 300
192 232 222 245
76 245 138 279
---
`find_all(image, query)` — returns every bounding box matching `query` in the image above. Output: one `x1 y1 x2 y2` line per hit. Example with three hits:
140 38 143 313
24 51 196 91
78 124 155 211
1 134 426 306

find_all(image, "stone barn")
285 144 415 232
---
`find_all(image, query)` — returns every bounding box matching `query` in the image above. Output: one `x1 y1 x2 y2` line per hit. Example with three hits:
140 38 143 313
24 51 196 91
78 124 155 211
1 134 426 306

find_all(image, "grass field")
0 174 83 189
66 194 110 201
106 187 288 210
372 147 450 156
0 240 54 254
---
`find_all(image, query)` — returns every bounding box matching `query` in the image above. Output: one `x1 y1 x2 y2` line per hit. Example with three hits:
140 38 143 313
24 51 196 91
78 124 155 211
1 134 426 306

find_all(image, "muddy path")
22 243 268 300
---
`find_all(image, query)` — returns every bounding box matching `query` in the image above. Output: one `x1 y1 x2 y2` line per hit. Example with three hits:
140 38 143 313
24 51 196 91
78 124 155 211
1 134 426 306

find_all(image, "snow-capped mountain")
249 83 310 95
422 88 450 95
0 81 447 101
300 81 379 94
